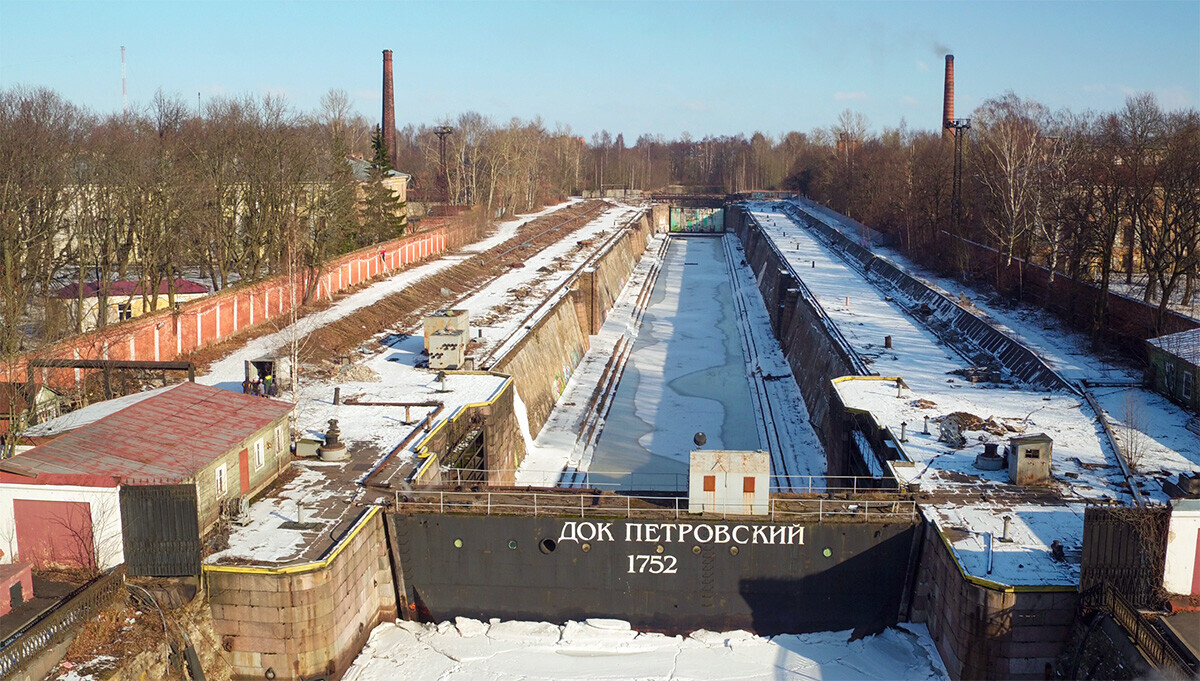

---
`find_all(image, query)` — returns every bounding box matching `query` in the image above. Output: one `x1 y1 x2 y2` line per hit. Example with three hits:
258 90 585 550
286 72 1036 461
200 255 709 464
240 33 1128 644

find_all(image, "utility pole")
434 126 454 203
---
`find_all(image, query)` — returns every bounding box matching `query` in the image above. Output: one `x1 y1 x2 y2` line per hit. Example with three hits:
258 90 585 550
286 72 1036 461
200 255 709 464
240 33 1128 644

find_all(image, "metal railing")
0 567 126 679
393 488 917 523
435 468 900 495
1081 583 1196 680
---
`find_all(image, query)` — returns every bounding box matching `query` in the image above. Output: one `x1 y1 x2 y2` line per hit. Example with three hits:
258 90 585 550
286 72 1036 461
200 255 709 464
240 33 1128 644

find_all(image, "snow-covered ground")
741 201 1184 587
797 199 1200 479
343 618 950 681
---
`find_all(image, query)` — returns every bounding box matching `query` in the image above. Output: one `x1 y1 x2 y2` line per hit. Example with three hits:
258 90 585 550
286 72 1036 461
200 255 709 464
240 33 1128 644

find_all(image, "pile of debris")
334 362 381 383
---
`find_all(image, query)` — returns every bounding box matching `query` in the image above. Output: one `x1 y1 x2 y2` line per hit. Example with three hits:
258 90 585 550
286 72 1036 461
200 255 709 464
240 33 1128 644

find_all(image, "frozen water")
587 237 762 489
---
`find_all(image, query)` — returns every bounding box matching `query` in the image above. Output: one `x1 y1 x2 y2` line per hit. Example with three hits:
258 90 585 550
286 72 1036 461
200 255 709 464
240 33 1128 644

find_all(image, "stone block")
230 649 262 669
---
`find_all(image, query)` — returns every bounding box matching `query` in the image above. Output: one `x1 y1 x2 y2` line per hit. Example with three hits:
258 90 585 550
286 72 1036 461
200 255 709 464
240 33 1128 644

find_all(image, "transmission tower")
434 126 454 203
947 118 971 237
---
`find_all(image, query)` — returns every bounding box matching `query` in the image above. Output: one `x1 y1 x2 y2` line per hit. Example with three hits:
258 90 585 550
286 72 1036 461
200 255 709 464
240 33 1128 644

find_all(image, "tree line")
4 83 1196 356
0 86 406 354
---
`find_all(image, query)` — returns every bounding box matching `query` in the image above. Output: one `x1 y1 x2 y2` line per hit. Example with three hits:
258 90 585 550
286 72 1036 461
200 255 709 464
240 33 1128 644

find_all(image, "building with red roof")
0 381 293 573
51 277 210 332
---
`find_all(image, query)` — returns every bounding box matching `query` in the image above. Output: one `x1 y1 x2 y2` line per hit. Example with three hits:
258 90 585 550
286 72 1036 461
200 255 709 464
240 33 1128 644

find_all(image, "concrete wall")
205 507 396 681
493 210 653 440
1163 499 1200 596
909 525 1078 680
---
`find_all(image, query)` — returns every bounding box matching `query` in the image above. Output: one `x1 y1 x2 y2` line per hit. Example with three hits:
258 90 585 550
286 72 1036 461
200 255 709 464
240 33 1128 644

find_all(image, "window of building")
253 440 265 471
116 303 133 321
215 463 228 497
1184 371 1194 404
1165 362 1176 394
703 475 716 492
1023 448 1041 459
743 477 755 493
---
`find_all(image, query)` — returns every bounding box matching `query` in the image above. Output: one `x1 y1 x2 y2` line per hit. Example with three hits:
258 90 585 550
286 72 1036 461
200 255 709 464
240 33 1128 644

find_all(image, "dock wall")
726 205 866 475
909 525 1078 680
492 210 654 440
204 507 396 681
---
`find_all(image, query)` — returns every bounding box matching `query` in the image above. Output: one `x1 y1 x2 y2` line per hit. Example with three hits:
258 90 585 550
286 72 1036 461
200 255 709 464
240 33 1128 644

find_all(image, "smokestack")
382 49 397 170
942 54 955 134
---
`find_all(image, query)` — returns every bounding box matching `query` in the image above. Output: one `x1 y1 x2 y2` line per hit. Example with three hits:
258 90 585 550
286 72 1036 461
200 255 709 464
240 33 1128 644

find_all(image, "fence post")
534 493 538 517
580 494 585 518
440 490 444 514
626 496 631 519
487 492 491 515
819 498 823 521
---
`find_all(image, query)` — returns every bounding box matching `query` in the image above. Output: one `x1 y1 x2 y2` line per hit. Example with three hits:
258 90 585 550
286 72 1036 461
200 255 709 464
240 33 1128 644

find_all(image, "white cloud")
835 91 869 102
901 95 919 107
917 60 929 72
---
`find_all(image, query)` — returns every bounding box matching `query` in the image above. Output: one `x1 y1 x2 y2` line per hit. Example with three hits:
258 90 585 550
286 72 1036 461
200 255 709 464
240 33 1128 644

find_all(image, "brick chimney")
942 54 955 135
382 49 397 169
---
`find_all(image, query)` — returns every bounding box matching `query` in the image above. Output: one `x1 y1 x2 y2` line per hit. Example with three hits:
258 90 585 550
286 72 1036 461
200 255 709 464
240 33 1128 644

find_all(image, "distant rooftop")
54 278 209 299
347 157 411 184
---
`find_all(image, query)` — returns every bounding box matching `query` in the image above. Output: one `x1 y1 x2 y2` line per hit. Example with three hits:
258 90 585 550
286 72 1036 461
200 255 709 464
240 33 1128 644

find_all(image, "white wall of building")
688 450 771 516
1163 499 1200 595
0 483 124 570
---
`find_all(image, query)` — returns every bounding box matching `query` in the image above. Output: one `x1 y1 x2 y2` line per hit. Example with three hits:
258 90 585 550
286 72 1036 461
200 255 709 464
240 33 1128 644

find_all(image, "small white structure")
423 309 470 352
1007 433 1053 486
428 331 467 370
688 450 770 516
1163 498 1200 596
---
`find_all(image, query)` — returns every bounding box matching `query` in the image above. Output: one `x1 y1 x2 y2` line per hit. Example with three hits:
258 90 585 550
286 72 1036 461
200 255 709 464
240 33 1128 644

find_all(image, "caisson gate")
389 494 922 637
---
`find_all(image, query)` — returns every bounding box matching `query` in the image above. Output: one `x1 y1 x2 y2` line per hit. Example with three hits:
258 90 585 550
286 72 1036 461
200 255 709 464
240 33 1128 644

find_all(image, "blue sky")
1 1 1197 139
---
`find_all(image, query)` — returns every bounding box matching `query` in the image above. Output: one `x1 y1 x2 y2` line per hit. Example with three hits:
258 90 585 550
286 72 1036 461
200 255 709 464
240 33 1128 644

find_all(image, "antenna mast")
121 46 127 113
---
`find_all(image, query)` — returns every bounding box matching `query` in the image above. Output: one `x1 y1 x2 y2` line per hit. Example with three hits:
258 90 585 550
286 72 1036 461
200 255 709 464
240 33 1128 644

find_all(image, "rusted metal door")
238 448 250 495
119 485 200 577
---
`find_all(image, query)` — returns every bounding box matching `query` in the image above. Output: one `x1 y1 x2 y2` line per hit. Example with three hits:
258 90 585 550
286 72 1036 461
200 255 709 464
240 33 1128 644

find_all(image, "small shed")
688 450 770 516
0 382 293 574
1147 329 1200 412
1007 433 1053 486
244 355 292 392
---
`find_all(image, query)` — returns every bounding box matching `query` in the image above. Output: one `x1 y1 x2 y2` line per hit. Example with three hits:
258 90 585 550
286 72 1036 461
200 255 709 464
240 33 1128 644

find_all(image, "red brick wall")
4 220 487 390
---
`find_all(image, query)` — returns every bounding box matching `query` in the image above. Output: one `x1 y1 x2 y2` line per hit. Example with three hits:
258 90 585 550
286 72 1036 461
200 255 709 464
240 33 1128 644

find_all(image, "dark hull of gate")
391 513 918 636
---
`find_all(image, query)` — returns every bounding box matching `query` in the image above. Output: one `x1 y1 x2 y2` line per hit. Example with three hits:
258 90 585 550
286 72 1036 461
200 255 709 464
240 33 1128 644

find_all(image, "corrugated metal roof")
1149 328 1200 366
5 382 293 485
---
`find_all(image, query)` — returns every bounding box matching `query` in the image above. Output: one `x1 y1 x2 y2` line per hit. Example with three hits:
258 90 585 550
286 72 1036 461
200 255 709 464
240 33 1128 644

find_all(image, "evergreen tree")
361 125 407 244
